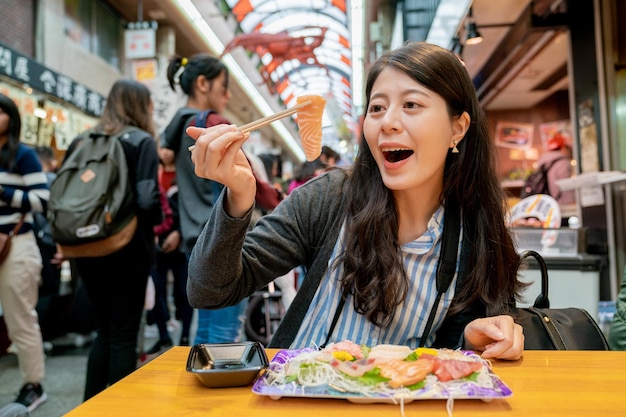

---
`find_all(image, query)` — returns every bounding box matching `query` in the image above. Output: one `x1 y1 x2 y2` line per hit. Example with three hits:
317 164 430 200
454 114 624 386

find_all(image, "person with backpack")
159 54 247 345
57 80 162 401
0 94 48 412
527 132 574 205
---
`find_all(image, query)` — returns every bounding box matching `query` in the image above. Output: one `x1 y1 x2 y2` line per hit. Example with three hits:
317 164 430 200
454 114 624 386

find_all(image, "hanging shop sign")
124 21 158 60
0 41 105 117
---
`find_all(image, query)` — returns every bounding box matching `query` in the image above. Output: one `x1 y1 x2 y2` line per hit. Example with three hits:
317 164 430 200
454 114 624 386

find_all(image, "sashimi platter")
252 341 512 405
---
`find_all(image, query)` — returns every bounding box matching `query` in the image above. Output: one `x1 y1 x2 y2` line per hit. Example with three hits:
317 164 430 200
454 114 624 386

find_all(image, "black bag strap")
321 292 347 349
540 157 568 198
542 156 568 174
418 199 460 347
320 199 461 349
519 250 550 308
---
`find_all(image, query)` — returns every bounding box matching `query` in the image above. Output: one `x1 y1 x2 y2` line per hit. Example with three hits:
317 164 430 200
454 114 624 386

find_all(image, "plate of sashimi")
252 341 512 404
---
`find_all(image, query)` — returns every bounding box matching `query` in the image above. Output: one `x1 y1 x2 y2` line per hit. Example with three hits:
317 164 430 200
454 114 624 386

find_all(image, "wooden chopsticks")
188 99 312 152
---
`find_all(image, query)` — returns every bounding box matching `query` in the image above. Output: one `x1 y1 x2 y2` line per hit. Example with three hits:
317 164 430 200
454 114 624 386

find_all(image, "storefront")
0 41 103 154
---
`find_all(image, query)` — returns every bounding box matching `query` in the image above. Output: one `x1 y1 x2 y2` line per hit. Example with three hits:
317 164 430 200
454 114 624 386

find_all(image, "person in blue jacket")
0 93 48 412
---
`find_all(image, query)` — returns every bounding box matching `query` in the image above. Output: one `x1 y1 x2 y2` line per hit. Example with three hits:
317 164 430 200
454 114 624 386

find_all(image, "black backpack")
48 127 138 258
520 157 567 198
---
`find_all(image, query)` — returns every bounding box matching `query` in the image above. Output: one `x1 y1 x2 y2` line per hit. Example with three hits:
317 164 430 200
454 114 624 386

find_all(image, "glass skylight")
224 0 355 143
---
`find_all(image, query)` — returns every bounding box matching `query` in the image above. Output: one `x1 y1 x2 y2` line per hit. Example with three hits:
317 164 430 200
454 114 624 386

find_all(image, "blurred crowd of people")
0 49 346 415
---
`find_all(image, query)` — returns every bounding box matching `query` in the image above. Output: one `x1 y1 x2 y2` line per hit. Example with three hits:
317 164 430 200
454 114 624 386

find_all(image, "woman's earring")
452 140 459 153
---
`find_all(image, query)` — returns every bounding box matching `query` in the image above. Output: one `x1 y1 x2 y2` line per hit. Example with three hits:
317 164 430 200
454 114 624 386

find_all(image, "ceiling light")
34 107 47 119
465 7 483 46
465 22 483 45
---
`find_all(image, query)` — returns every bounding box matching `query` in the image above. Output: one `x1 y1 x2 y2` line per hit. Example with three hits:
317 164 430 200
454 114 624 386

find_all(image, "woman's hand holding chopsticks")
187 124 256 219
187 100 310 152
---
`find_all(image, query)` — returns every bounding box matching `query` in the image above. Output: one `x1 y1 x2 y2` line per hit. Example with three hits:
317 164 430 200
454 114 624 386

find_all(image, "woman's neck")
394 186 442 244
186 96 211 111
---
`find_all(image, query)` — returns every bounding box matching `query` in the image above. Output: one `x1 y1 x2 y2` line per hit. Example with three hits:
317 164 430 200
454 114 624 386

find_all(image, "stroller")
244 282 286 346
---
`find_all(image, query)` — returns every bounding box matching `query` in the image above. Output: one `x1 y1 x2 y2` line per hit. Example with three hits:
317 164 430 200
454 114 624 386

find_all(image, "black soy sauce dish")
186 342 269 388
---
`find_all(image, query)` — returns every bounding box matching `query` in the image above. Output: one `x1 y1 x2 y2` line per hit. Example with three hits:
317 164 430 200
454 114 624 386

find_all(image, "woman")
145 181 192 353
64 80 162 400
159 54 247 345
187 42 525 360
0 93 48 411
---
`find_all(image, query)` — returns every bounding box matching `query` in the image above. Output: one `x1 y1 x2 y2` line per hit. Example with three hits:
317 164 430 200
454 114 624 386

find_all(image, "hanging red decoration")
221 27 329 93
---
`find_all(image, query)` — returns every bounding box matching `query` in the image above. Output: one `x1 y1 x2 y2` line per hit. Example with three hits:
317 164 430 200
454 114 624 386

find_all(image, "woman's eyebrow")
403 88 430 98
370 89 430 101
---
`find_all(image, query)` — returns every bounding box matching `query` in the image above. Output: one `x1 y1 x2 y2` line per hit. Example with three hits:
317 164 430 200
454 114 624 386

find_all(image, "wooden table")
64 347 626 417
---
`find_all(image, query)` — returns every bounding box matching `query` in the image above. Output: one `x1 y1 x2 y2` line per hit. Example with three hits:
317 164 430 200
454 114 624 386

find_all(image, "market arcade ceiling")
223 0 355 140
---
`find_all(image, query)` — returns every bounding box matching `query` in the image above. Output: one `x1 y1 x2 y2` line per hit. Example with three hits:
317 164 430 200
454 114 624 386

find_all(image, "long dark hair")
167 53 229 97
97 79 155 137
0 93 22 171
340 42 521 326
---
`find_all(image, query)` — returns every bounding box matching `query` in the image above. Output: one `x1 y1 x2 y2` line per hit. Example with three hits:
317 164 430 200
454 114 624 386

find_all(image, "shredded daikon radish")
262 345 504 415
446 396 455 417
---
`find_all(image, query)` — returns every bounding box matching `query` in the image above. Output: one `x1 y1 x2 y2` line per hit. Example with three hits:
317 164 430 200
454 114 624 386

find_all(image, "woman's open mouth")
382 149 414 163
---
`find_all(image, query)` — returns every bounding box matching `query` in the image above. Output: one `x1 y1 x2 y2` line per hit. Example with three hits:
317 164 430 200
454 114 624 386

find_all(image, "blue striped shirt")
0 144 49 234
291 205 461 350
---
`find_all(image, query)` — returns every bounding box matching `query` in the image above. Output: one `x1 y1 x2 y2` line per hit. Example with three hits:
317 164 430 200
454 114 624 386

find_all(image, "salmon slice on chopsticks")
296 95 326 161
188 95 326 155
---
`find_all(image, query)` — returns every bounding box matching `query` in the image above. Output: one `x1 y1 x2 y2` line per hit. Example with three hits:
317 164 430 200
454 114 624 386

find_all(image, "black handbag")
513 250 609 350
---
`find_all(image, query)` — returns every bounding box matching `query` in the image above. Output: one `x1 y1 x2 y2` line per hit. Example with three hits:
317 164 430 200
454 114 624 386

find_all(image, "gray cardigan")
188 169 484 348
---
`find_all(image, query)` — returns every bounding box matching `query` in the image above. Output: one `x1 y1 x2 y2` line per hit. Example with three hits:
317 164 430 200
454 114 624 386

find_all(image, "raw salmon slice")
296 95 326 161
377 358 434 388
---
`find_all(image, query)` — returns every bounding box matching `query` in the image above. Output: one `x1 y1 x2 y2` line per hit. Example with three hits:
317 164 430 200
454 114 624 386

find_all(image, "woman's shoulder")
17 142 36 156
288 168 348 211
205 112 231 127
538 150 567 166
298 167 348 190
121 126 155 145
15 144 43 173
16 143 39 163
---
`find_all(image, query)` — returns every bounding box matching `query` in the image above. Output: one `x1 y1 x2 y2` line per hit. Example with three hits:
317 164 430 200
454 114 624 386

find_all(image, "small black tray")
186 342 269 388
